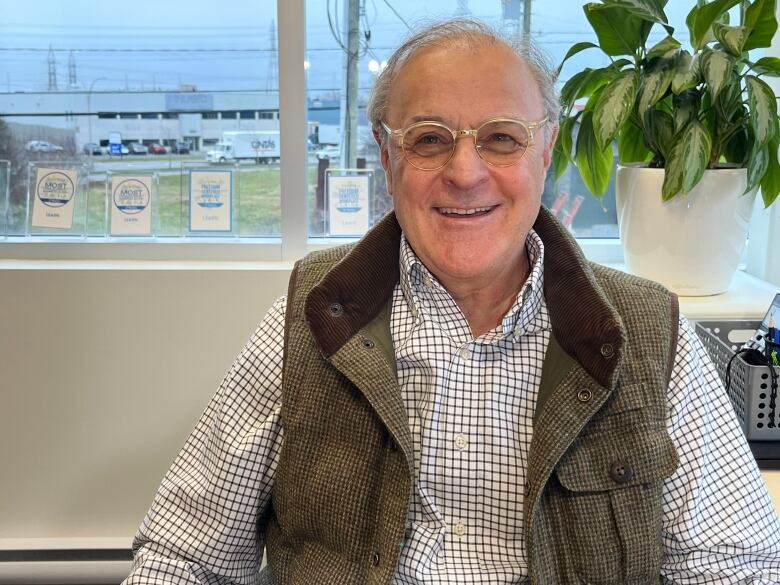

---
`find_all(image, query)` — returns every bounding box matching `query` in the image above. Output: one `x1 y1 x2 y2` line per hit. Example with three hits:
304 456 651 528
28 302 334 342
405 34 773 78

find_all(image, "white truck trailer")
206 131 280 164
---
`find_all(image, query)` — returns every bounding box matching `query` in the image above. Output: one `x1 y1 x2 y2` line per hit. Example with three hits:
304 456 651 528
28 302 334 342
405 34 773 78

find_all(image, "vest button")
371 552 380 566
328 302 344 317
610 460 634 484
362 338 375 349
600 343 615 358
576 389 593 403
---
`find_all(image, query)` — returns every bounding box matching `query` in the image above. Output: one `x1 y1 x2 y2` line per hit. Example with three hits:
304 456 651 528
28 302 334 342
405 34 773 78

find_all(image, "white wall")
0 266 289 539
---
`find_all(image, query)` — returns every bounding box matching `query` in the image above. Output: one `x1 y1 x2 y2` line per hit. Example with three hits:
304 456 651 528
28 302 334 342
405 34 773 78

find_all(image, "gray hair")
366 18 560 143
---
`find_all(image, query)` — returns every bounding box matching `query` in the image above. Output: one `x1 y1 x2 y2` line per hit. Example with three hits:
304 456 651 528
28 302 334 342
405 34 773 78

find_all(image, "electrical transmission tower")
68 50 77 88
455 0 470 16
501 0 532 39
47 45 57 91
267 19 278 91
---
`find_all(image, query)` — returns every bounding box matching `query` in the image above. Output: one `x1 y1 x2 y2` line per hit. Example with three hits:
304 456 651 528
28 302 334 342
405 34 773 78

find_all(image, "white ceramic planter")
615 165 756 296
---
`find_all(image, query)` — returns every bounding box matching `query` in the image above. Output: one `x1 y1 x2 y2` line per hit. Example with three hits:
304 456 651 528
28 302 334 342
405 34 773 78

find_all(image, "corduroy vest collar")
304 207 625 390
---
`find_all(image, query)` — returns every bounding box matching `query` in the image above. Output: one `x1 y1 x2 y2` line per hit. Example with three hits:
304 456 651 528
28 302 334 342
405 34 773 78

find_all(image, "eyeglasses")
380 116 548 170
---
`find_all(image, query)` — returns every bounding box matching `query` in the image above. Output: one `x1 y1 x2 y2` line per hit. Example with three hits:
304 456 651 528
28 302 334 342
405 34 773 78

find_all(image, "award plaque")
110 175 154 236
189 169 233 233
326 169 373 237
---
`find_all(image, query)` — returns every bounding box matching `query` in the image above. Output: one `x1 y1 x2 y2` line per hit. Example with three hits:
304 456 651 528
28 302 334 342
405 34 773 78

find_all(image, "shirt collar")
398 230 546 341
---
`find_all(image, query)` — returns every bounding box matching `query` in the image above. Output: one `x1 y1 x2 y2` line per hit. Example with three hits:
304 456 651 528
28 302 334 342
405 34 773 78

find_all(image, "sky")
0 0 694 96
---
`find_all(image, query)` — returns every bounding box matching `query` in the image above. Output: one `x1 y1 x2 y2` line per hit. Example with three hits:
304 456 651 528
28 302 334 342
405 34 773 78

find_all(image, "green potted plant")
554 0 780 295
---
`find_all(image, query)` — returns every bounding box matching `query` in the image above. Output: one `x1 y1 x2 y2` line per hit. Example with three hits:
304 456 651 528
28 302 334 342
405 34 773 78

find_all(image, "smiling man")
125 19 780 585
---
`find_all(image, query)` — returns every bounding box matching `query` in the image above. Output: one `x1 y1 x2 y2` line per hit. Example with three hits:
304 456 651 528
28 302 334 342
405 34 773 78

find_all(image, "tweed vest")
263 207 680 585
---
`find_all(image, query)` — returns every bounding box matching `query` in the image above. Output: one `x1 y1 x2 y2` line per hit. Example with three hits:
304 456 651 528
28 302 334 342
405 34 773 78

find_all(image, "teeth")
439 206 493 215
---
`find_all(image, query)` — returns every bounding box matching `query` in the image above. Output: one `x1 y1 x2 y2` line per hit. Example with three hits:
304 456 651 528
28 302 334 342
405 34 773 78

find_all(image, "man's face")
380 40 556 287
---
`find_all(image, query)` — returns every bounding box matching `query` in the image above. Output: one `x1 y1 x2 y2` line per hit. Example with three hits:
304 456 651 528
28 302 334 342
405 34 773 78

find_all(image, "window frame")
1 0 777 279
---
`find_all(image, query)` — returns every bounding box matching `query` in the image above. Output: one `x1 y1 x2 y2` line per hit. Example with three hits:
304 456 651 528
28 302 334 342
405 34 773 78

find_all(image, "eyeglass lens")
402 120 531 169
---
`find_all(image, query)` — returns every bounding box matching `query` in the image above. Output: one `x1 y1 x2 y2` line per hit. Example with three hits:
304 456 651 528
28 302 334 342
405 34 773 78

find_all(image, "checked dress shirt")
126 231 780 585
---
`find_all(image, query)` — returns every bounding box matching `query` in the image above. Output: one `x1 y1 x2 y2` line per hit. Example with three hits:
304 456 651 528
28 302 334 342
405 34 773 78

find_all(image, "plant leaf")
710 80 736 120
662 137 684 199
700 49 733 100
749 56 780 77
584 3 649 56
744 0 778 52
556 41 600 75
746 144 769 194
760 135 780 207
672 50 699 94
686 0 741 50
575 111 614 198
603 0 670 26
680 120 712 194
553 115 579 180
593 69 638 148
712 23 750 56
647 35 681 60
673 89 699 133
723 123 749 164
638 56 675 117
746 75 778 145
560 67 614 113
618 121 653 163
644 109 674 162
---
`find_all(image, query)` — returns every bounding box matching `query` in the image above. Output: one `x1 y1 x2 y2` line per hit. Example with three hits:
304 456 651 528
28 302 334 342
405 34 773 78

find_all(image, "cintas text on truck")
206 131 281 164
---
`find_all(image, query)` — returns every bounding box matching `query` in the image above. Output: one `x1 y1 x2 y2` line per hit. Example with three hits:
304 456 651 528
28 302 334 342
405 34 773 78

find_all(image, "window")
0 0 777 281
0 1 281 241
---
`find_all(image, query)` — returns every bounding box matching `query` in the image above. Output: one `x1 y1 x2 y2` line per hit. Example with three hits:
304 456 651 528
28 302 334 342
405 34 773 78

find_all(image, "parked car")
170 141 190 154
107 144 130 156
148 143 167 155
82 142 102 155
316 145 340 160
26 140 64 153
128 142 148 155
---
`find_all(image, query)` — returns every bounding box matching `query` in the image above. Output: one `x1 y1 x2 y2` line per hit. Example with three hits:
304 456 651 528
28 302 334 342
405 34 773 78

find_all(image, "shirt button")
423 275 434 288
454 521 467 537
455 434 468 450
600 343 615 358
458 347 471 360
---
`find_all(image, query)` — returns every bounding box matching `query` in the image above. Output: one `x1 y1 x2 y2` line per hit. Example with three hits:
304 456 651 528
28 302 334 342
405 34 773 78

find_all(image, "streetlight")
86 77 107 146
368 59 387 74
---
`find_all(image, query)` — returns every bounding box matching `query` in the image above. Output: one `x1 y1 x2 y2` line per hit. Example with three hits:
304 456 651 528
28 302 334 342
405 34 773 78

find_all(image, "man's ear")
374 128 394 195
542 123 559 172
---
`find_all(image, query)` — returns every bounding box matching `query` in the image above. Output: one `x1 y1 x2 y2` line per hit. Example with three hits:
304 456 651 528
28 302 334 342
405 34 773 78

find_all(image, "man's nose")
442 135 490 187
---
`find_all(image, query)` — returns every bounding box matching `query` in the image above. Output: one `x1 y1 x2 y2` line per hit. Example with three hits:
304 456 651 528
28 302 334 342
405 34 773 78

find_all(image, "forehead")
386 38 544 125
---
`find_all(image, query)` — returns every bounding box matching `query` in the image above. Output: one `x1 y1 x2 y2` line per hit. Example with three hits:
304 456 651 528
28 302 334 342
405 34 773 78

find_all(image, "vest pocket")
552 428 678 584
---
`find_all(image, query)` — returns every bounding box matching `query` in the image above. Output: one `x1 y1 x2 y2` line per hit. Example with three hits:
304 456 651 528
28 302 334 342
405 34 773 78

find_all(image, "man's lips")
436 205 497 217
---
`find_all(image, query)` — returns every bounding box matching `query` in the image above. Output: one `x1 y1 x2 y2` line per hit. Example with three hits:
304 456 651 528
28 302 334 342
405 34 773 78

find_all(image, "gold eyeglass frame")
380 116 549 170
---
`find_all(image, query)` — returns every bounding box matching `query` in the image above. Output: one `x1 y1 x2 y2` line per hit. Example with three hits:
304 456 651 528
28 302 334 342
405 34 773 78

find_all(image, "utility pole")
267 19 279 91
523 0 532 37
340 0 360 169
